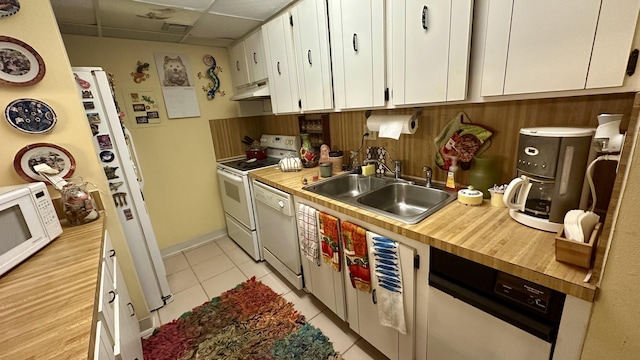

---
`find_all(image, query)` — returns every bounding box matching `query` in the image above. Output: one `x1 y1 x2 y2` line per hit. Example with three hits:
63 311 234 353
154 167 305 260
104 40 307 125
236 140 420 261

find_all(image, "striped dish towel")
297 204 318 262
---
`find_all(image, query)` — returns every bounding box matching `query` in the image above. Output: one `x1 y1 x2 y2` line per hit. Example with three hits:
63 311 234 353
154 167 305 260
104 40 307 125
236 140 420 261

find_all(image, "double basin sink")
302 173 456 224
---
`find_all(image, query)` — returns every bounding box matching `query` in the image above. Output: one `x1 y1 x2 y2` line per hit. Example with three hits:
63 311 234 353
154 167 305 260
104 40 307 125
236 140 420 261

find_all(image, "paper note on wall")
161 87 201 119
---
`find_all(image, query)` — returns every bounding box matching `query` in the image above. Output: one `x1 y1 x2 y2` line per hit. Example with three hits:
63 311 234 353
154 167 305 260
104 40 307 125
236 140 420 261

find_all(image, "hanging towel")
368 232 406 334
297 204 319 262
318 212 341 271
342 222 371 293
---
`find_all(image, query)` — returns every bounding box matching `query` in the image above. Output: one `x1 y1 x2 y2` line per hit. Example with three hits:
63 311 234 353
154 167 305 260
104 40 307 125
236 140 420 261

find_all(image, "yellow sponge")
362 164 376 176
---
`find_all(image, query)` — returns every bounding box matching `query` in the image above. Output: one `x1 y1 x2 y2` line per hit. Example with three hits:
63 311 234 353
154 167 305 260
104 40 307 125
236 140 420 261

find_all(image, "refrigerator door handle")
123 125 144 190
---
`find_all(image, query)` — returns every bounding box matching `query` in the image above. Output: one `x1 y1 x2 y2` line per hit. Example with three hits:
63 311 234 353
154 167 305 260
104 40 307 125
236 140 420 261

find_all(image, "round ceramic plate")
0 36 45 86
5 98 57 134
0 0 20 17
14 143 76 182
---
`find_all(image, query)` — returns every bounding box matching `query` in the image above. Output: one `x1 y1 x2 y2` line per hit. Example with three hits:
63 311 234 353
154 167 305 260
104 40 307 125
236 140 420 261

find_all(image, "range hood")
229 82 271 101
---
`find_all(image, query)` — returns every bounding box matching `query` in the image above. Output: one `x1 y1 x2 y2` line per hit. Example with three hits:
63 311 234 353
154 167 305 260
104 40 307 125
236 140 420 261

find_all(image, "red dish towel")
318 212 341 272
342 222 371 293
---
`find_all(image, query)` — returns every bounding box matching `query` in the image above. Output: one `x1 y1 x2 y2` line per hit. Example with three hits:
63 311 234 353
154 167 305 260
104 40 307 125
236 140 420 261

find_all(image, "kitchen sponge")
362 164 376 176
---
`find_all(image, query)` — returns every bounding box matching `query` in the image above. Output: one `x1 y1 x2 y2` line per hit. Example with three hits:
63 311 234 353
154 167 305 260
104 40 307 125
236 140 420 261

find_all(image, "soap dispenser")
445 155 459 190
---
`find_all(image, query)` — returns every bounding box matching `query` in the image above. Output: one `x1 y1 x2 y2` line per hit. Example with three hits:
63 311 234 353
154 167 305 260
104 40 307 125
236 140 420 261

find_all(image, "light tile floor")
154 236 388 360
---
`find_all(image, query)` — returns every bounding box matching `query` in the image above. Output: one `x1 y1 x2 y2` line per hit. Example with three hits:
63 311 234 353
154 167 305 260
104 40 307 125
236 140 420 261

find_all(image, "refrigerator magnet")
123 209 133 220
100 150 115 163
97 134 113 150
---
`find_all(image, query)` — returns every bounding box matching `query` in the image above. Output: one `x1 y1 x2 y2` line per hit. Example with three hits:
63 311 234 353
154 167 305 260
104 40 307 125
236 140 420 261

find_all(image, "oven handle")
217 169 243 183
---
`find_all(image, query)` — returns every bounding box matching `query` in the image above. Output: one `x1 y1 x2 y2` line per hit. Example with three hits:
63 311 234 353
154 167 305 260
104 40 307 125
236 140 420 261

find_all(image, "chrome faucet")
364 159 402 179
422 166 433 188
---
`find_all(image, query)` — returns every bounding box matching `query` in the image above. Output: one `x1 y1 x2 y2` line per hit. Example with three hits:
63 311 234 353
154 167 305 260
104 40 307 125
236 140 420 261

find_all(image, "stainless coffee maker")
503 127 594 232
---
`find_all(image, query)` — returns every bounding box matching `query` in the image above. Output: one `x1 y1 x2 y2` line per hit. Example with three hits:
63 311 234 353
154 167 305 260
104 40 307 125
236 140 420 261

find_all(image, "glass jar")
61 178 100 226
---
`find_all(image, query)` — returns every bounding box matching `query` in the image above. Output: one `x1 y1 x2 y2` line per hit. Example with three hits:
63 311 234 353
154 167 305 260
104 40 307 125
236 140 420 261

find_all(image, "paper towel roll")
366 115 418 140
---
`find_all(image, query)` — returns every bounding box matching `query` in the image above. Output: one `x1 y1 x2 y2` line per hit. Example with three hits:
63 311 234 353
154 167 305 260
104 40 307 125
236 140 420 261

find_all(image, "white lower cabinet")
98 232 143 360
95 320 116 360
294 198 427 360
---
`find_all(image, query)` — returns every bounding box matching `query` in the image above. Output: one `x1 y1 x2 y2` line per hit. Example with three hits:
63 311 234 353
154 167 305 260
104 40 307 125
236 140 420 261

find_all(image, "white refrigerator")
72 67 173 311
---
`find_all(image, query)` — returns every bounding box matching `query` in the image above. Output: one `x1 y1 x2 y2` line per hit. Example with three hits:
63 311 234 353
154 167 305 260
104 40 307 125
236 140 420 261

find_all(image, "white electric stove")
216 134 300 261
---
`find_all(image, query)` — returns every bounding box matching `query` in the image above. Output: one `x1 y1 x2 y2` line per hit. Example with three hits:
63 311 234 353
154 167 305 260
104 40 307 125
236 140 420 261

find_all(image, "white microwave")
0 182 62 276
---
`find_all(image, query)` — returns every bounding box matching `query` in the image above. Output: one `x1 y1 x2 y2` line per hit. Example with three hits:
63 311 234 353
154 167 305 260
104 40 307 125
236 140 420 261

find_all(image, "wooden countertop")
0 215 106 360
250 167 597 302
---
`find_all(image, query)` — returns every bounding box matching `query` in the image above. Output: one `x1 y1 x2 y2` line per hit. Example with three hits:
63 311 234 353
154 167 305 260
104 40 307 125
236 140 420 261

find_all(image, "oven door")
216 168 254 229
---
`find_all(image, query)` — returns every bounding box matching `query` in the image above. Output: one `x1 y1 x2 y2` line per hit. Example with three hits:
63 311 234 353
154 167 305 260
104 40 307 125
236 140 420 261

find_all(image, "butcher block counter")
250 167 597 302
0 214 105 360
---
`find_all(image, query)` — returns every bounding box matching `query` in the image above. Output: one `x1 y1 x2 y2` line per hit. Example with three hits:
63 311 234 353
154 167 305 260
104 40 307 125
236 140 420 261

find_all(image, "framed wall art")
0 36 45 86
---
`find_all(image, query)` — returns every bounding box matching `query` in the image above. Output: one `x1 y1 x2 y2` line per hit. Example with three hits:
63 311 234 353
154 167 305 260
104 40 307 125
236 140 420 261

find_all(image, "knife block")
555 222 601 269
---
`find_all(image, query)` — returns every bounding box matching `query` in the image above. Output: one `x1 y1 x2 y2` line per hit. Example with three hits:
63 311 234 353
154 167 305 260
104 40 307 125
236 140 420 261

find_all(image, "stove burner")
220 157 280 171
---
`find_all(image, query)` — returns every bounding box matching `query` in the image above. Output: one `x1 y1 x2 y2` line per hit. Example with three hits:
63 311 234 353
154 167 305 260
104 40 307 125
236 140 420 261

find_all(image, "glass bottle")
61 178 100 226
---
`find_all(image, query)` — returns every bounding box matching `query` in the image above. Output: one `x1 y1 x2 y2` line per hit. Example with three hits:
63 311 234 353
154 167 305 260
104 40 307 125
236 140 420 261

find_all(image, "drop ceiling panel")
189 13 261 40
182 36 234 47
50 0 96 25
132 0 214 12
209 0 294 21
102 28 186 43
100 0 201 32
58 23 100 37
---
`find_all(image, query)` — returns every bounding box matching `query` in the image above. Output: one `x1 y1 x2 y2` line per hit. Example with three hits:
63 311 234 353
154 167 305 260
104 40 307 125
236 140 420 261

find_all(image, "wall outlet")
364 127 377 140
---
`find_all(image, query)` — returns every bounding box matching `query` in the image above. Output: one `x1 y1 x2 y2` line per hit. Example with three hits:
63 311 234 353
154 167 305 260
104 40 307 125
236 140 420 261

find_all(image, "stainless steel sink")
302 174 393 199
356 183 456 224
302 173 456 224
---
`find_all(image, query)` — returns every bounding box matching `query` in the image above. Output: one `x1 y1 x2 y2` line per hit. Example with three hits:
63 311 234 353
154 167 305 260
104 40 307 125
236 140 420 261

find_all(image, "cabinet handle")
308 49 312 65
127 302 135 316
352 33 358 52
108 291 116 304
253 52 257 64
109 249 115 257
371 288 377 304
277 61 281 75
422 5 429 30
236 60 240 71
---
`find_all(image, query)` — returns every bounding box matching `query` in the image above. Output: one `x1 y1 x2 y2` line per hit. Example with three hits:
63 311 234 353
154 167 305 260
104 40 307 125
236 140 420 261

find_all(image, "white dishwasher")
252 180 302 289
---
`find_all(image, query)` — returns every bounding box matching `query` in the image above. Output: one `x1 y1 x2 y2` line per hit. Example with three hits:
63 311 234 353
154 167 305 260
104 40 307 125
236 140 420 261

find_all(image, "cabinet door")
393 0 473 105
244 31 268 83
291 0 333 111
229 42 250 88
99 261 116 343
329 0 385 110
114 258 144 360
94 320 116 360
348 239 415 360
263 13 300 114
482 0 601 95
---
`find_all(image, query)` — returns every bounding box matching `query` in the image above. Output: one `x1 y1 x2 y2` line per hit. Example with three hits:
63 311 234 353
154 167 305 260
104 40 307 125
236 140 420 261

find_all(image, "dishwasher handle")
429 273 557 343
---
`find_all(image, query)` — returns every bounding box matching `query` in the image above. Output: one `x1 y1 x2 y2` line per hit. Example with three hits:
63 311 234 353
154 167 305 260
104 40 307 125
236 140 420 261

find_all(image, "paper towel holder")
364 108 422 120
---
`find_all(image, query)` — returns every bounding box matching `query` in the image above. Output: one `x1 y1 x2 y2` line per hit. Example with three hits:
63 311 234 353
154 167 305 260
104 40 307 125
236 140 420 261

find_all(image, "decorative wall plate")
5 98 57 134
14 143 76 182
0 36 45 86
0 0 20 18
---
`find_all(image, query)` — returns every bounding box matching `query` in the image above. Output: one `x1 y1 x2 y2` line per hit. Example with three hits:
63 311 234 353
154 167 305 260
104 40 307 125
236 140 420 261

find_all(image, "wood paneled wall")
210 94 635 180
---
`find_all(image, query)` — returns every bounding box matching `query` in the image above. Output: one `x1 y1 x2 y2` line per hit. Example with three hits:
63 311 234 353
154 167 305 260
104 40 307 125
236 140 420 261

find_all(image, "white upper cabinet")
291 0 333 112
481 0 640 96
328 0 385 110
244 31 268 83
263 12 301 114
229 42 250 88
390 0 473 105
230 30 268 89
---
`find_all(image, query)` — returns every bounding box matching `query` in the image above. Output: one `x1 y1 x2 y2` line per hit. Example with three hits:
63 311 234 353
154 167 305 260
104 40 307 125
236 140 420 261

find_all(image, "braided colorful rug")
142 277 341 360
